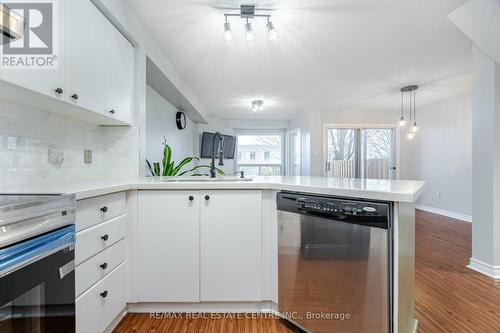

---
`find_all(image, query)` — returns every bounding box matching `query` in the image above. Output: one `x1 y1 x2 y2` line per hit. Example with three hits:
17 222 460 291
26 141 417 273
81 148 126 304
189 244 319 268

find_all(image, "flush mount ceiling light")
223 4 279 43
251 100 264 112
398 85 419 140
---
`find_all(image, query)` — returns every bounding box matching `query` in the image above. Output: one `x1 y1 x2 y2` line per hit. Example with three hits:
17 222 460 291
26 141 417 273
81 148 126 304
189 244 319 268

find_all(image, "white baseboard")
415 204 472 223
468 258 500 279
127 301 275 314
104 308 127 333
411 319 419 333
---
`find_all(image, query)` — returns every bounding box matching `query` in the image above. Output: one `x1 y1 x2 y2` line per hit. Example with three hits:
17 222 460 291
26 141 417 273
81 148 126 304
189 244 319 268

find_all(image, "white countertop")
0 176 425 202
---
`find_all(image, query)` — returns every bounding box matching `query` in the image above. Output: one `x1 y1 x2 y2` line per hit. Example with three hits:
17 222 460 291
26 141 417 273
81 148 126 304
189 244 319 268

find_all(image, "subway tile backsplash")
0 99 139 186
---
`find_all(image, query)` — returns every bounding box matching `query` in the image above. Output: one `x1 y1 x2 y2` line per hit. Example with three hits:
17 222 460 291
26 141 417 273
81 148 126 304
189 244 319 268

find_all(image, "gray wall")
401 93 472 218
145 85 198 174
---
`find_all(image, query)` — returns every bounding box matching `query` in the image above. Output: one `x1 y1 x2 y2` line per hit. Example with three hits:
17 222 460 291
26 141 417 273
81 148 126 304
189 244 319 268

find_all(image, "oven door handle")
0 225 75 278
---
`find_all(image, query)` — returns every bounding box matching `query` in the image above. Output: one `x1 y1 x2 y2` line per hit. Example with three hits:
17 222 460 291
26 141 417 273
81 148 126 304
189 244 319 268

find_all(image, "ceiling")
125 0 472 120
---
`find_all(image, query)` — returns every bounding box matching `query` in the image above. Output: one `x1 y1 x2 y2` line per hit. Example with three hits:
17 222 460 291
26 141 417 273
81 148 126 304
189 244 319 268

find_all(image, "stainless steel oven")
0 194 76 333
277 191 393 333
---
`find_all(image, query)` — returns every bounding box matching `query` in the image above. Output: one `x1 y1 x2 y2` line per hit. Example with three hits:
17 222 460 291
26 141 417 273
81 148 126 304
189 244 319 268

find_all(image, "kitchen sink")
157 176 253 182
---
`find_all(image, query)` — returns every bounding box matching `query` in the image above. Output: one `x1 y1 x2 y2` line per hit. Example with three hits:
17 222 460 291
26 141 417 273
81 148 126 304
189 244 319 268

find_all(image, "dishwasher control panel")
277 191 391 228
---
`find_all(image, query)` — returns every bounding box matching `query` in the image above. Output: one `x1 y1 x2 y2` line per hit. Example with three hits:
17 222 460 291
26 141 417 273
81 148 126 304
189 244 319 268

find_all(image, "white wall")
145 85 198 173
0 99 139 186
401 93 472 218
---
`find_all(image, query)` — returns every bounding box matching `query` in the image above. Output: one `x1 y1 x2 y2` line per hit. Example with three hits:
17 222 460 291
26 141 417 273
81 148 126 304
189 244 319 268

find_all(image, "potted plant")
146 139 224 177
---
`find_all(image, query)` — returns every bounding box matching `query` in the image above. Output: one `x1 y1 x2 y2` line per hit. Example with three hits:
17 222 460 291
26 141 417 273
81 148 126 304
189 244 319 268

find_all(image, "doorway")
323 126 398 179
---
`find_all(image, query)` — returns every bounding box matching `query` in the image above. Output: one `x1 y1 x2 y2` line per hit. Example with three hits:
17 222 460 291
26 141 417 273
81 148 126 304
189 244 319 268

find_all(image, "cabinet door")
65 0 106 113
104 21 133 123
200 190 263 301
138 191 200 302
0 1 65 99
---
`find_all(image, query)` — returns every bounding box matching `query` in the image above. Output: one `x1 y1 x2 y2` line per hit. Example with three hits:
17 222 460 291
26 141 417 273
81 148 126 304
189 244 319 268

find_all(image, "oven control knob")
100 291 108 298
101 234 109 241
100 263 108 270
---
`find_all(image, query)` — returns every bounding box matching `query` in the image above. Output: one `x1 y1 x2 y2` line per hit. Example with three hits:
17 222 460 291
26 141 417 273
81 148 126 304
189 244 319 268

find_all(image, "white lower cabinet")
75 192 127 333
137 190 263 303
200 190 263 301
76 263 127 333
138 191 200 302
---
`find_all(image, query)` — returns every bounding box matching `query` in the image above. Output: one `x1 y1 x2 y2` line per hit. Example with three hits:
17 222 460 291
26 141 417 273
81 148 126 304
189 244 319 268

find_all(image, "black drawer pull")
71 93 79 100
205 195 210 201
100 263 108 270
189 196 194 201
100 291 108 298
55 87 63 94
101 234 109 241
100 206 108 213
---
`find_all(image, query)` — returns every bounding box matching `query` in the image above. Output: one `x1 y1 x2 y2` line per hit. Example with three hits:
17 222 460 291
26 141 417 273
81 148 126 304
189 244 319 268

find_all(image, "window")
236 134 283 176
325 127 396 179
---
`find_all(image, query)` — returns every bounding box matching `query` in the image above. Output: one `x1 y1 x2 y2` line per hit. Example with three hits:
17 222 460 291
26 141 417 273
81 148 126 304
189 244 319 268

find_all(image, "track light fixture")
399 85 419 140
223 5 279 43
251 100 264 112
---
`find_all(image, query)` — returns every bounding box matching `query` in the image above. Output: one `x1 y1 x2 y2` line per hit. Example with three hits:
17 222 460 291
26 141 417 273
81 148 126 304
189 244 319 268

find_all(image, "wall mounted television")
200 132 236 159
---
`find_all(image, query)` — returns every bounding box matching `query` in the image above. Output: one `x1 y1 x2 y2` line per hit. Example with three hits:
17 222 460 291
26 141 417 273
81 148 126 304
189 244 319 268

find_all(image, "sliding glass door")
325 127 396 179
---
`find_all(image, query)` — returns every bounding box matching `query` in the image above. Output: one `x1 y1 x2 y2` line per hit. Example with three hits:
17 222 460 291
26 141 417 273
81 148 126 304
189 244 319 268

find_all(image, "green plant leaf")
172 157 196 175
162 144 172 176
192 173 210 177
146 159 154 176
153 162 160 176
177 164 213 176
166 161 175 176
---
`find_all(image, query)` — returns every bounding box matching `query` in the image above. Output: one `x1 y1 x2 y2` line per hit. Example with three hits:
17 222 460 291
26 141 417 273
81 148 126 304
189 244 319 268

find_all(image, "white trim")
127 301 275 313
415 204 472 223
468 258 500 279
411 319 419 333
104 309 127 333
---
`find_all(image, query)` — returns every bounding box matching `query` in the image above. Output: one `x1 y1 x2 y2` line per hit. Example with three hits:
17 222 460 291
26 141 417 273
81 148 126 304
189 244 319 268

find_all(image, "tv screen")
200 132 236 159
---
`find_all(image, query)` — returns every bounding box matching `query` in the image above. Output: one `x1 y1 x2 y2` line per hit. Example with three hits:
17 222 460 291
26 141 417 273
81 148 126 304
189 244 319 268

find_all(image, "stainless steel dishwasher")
277 191 393 333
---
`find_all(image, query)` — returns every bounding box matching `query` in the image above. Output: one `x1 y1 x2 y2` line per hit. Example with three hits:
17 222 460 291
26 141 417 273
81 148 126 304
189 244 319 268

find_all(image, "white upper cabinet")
200 190 263 301
65 0 106 114
0 1 65 100
104 21 133 123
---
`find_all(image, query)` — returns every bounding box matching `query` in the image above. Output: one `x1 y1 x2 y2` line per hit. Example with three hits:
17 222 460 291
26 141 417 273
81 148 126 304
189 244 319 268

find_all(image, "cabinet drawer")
76 192 126 232
76 214 126 265
76 239 126 297
76 263 126 333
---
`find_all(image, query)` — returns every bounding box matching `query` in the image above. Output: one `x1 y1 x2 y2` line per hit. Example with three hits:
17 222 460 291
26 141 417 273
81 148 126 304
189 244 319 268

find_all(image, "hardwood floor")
114 210 500 333
415 210 500 333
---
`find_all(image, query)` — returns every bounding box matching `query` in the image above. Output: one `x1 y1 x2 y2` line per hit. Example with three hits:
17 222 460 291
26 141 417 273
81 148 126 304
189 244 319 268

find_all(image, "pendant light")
399 85 419 139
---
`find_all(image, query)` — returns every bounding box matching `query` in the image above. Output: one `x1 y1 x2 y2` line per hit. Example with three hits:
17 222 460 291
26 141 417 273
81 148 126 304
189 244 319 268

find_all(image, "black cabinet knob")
109 109 115 114
55 88 63 94
100 263 108 270
189 196 194 201
100 291 108 298
205 195 210 201
71 93 79 100
100 206 108 213
101 234 109 241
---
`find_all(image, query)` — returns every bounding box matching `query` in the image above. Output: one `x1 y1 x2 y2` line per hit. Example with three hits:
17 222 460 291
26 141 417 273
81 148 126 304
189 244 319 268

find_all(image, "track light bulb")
223 22 234 42
245 22 255 43
266 21 279 41
252 100 264 112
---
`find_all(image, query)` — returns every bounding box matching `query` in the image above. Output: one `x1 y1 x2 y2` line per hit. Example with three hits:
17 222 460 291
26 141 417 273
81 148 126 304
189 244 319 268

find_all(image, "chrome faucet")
210 132 224 178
